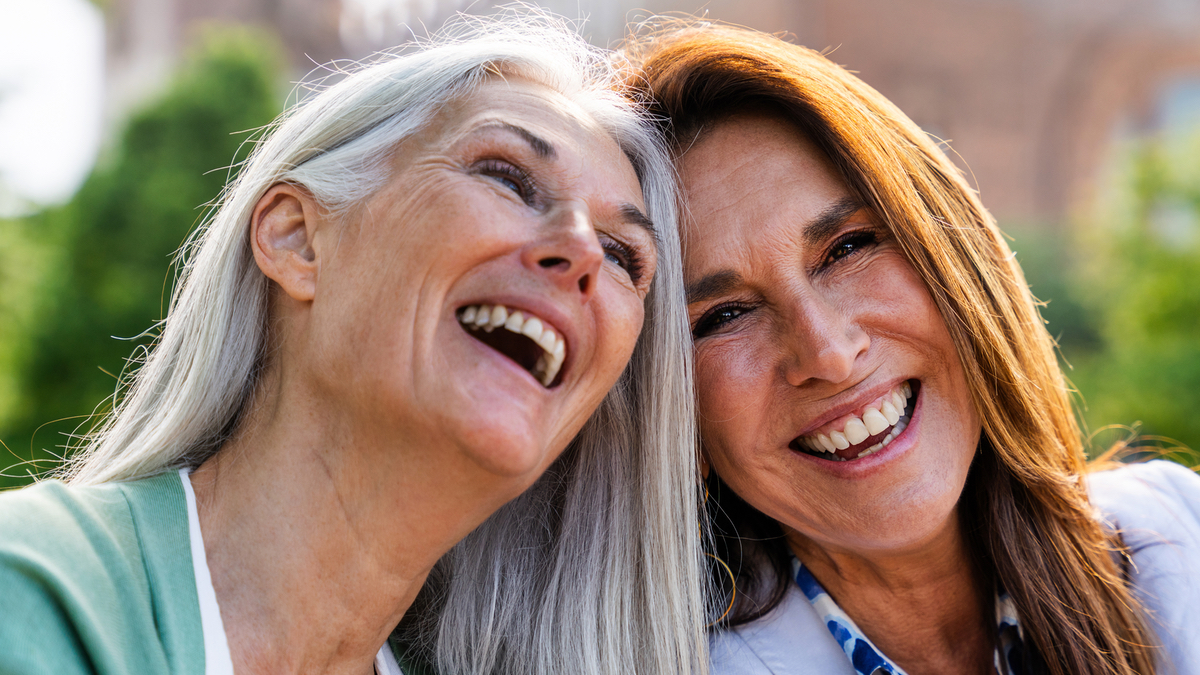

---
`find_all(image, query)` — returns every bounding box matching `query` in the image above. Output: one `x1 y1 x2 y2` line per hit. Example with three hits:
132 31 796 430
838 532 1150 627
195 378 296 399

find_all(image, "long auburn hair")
625 23 1156 675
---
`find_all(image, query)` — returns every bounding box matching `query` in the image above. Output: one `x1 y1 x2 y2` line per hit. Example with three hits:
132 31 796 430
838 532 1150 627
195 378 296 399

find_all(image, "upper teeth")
799 381 913 460
458 304 566 387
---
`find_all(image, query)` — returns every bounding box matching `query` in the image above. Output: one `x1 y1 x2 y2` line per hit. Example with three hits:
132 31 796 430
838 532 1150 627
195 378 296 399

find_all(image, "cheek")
694 335 775 414
694 342 779 464
588 286 645 386
695 348 742 425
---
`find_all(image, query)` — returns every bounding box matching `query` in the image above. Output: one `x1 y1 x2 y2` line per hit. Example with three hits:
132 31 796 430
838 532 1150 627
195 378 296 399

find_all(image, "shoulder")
0 478 144 596
1087 460 1200 673
0 473 200 674
710 581 856 675
1087 460 1200 548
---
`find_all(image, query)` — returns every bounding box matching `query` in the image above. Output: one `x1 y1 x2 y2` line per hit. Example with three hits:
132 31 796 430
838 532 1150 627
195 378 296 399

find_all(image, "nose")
521 204 604 301
781 292 869 387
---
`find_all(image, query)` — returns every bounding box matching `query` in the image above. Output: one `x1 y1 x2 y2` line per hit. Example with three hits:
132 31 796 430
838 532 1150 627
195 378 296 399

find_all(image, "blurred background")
2 0 1198 487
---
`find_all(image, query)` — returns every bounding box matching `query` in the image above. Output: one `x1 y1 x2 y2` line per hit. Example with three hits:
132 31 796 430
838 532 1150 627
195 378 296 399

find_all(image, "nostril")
539 257 568 269
578 274 590 294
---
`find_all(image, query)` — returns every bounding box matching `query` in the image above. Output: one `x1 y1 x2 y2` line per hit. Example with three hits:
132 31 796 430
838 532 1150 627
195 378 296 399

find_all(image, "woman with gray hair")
0 14 707 675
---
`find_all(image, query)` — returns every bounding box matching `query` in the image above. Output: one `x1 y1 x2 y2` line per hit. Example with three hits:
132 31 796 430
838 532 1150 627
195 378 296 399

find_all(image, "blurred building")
104 0 1200 222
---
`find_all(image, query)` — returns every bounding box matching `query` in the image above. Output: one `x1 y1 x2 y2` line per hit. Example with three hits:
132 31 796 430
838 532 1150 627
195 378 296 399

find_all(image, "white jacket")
710 460 1200 674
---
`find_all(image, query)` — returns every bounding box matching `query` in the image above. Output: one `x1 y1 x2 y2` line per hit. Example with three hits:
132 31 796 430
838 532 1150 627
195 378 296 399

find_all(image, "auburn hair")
624 23 1156 675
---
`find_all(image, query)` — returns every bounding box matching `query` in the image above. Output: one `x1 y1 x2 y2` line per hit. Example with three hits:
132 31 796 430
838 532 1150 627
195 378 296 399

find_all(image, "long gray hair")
64 12 706 675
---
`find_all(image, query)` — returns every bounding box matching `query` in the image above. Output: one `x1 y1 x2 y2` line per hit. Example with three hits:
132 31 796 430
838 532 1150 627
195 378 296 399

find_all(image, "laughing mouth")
458 303 566 387
790 380 918 462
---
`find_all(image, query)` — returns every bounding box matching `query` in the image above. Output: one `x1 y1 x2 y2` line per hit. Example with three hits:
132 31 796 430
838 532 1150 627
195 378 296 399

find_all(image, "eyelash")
477 159 537 205
602 239 646 285
692 229 881 338
821 229 878 269
692 303 752 338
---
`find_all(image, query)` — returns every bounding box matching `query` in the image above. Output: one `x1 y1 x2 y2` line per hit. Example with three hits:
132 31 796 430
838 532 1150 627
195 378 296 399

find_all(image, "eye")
822 230 878 267
602 238 646 285
476 159 536 205
692 303 752 338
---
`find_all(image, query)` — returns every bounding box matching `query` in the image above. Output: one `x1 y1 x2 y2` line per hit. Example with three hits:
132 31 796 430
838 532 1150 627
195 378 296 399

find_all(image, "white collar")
181 468 236 675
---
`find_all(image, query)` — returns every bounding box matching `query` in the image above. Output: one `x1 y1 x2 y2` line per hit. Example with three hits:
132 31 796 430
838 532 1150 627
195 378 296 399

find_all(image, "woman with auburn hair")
0 14 708 675
626 23 1200 675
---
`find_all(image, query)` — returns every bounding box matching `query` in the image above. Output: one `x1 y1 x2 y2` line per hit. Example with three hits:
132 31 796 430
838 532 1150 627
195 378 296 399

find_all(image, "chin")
456 417 558 480
851 485 965 553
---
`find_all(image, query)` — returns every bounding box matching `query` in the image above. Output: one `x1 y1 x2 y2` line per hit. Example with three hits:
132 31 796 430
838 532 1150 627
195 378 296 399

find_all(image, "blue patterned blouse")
793 559 1030 675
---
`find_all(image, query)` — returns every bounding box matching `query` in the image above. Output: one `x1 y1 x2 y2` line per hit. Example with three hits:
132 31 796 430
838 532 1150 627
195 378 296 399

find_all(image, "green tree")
1066 128 1200 459
0 26 284 488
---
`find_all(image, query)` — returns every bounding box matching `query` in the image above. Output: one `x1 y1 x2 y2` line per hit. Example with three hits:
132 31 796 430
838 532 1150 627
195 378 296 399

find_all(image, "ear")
251 184 323 302
699 452 711 481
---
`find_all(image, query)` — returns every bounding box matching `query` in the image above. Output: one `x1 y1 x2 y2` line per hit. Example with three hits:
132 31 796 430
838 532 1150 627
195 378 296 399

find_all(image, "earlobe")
251 184 322 302
699 453 711 480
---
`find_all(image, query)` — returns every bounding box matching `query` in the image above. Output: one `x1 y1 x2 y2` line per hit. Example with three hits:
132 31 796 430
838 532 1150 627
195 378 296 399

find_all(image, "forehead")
427 78 623 161
390 77 646 213
678 114 846 264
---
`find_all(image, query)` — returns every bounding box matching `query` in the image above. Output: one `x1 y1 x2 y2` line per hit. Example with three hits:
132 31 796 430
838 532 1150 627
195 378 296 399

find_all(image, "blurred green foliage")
1012 127 1200 462
0 26 283 488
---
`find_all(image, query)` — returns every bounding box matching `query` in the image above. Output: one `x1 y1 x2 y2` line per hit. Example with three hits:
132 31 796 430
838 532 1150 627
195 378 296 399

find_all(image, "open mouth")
457 303 566 388
789 380 919 462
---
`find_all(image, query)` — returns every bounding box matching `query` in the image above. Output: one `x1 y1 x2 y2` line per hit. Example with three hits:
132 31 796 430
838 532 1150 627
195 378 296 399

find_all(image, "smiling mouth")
789 380 920 462
458 303 567 388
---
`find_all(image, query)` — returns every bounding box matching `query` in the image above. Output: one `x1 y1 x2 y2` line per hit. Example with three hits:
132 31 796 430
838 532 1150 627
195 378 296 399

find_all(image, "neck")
190 379 517 674
787 513 994 675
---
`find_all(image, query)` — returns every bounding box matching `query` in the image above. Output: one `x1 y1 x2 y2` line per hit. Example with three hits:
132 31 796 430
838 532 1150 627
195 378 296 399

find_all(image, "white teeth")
490 305 507 327
817 433 835 452
521 317 544 342
862 408 889 435
880 400 900 426
795 381 916 460
504 311 524 332
857 441 884 458
474 305 491 327
536 329 557 353
458 304 568 387
843 418 869 445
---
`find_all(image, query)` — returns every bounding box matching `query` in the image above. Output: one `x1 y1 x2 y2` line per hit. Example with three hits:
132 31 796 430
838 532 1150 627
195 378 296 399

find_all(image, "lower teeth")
809 418 908 462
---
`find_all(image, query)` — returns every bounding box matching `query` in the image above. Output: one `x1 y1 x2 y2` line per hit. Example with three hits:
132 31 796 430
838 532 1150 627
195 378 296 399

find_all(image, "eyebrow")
686 270 743 304
803 197 865 249
618 203 658 244
486 121 557 160
685 196 865 304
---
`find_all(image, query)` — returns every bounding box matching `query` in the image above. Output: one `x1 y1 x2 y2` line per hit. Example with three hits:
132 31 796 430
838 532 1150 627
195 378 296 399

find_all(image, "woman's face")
679 113 981 556
304 78 656 485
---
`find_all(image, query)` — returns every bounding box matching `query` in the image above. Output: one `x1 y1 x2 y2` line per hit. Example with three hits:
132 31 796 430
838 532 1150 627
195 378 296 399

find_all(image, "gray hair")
64 11 707 675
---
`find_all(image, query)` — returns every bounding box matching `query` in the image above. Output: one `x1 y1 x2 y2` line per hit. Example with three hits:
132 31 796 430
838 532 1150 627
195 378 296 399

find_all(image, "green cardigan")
0 472 204 674
0 472 431 675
